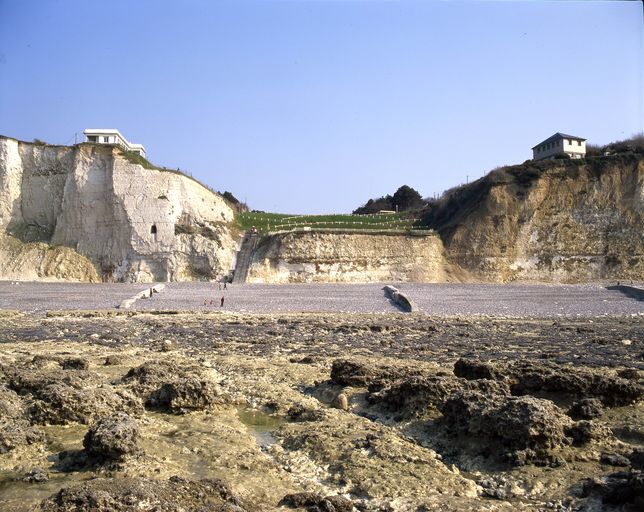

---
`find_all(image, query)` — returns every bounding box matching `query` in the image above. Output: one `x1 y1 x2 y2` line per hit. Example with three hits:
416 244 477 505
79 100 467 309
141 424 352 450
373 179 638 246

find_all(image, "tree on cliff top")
392 185 424 211
353 185 424 214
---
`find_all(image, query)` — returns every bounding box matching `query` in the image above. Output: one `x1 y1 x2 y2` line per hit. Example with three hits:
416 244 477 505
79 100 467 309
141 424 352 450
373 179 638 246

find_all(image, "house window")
151 225 157 235
103 136 109 143
87 136 97 142
577 140 581 146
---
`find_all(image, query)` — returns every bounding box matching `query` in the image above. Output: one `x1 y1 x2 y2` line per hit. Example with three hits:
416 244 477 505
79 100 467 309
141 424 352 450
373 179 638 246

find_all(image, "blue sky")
0 0 642 214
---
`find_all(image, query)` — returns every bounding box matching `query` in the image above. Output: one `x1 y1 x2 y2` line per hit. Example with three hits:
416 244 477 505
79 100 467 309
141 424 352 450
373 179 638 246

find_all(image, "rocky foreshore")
0 310 642 511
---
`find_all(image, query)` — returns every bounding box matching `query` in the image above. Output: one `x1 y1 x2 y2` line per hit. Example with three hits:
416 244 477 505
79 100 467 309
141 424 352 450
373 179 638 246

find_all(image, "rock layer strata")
247 231 451 283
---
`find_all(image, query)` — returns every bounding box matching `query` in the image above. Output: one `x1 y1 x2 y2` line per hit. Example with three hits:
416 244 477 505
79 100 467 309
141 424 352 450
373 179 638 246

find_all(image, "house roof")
532 132 586 149
84 128 124 136
83 129 145 152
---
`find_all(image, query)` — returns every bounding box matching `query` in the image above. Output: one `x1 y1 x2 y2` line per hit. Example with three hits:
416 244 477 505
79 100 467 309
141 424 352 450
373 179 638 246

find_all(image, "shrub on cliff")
603 132 644 155
219 190 248 213
353 185 424 214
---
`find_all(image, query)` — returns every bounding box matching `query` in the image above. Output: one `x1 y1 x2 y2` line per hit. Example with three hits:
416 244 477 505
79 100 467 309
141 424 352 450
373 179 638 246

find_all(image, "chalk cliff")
423 153 644 282
0 136 237 282
246 230 453 283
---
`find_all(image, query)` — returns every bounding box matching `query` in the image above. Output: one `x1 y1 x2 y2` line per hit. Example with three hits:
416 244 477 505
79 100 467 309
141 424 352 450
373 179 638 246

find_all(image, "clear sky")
1 0 642 214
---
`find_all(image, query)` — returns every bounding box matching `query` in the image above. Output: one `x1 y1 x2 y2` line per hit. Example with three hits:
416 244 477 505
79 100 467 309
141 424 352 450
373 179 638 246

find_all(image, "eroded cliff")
423 153 644 282
246 230 452 283
0 136 237 282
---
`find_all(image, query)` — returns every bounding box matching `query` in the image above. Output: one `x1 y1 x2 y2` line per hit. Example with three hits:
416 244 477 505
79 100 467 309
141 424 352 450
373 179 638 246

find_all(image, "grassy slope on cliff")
237 211 422 234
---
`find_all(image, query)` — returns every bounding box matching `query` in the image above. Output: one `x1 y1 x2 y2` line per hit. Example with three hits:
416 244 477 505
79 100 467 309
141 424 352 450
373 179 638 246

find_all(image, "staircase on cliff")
232 232 259 284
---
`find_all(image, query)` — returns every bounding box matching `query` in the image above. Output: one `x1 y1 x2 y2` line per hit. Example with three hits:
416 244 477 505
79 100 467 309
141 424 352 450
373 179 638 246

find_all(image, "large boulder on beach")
121 360 224 413
439 390 573 464
279 492 354 512
330 360 414 388
83 412 141 461
0 384 44 453
368 374 510 419
29 384 143 425
454 358 643 406
38 475 248 512
149 377 221 413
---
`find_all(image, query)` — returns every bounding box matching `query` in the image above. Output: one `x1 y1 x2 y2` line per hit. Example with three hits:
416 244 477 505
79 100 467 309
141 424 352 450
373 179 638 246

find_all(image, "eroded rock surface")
38 476 247 512
2 357 143 425
367 374 510 419
279 492 354 512
439 390 574 464
83 413 141 462
0 311 640 512
454 358 643 406
121 360 224 413
0 384 43 453
30 384 143 425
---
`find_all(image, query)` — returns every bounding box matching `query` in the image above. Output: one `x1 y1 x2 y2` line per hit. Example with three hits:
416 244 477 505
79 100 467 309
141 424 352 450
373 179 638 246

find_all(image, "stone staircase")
232 233 259 284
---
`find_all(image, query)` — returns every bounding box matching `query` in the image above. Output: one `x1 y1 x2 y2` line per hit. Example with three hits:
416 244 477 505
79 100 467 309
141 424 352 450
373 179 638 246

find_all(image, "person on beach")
220 295 225 307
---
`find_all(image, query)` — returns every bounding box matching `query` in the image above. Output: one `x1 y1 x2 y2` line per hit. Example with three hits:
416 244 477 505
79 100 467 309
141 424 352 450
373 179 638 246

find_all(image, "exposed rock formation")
3 136 643 284
453 358 643 407
121 360 224 413
246 230 451 283
0 136 237 282
439 390 574 465
83 412 141 462
0 384 44 453
423 154 644 281
0 232 100 281
38 476 247 512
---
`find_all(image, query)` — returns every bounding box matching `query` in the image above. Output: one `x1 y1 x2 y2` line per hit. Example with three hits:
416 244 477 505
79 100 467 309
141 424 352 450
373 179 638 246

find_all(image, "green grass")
115 148 225 195
237 211 428 234
118 149 159 170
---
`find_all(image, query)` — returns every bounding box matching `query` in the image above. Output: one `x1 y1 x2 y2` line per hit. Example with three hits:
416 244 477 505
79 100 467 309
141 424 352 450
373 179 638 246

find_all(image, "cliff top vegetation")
236 211 425 235
420 134 644 235
353 185 426 215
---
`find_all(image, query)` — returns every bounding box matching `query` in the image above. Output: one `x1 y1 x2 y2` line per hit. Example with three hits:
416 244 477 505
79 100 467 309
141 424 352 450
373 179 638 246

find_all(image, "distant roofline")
532 132 586 150
84 128 124 136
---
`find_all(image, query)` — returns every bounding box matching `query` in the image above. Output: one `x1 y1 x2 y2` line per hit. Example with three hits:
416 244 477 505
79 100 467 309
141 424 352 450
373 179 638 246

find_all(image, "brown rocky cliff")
423 154 644 282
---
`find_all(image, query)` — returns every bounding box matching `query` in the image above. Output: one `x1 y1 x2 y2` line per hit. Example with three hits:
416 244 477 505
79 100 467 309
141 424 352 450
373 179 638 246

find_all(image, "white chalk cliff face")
0 136 237 282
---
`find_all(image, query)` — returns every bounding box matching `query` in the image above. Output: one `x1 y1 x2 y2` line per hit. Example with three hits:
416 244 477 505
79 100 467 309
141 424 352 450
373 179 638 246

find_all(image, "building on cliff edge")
532 132 586 161
83 128 146 158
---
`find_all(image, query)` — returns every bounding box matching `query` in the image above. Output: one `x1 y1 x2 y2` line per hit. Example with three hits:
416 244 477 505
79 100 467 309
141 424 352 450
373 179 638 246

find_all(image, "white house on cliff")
532 133 586 161
84 129 146 158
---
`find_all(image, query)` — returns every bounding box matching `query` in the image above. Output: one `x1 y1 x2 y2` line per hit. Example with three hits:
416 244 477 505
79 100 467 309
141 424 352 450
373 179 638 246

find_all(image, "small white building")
83 129 146 158
532 133 586 161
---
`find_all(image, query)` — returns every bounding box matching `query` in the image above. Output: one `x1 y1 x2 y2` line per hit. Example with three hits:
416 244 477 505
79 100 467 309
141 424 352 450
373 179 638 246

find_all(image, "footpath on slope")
232 233 259 284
